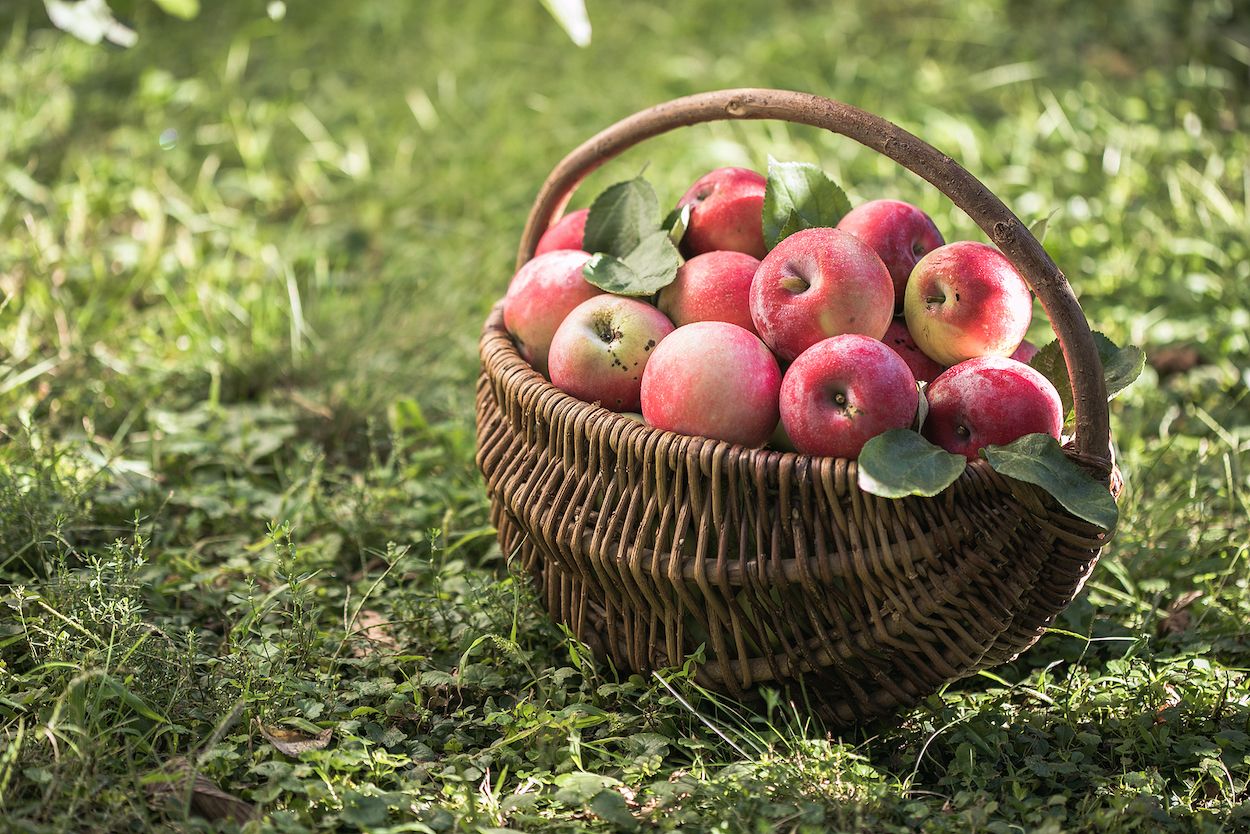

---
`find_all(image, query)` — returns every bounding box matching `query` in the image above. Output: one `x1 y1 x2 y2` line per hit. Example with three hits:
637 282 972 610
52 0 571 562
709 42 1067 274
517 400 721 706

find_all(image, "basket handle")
516 89 1111 469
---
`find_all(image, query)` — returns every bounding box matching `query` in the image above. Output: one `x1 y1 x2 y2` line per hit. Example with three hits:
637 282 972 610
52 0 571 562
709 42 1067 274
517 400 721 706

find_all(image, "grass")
1 0 1248 830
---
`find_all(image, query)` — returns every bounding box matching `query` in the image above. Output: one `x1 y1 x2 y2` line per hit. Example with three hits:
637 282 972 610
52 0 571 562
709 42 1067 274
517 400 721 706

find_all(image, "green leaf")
388 397 428 434
1028 339 1073 417
539 0 591 47
583 178 661 258
857 429 967 498
102 676 168 723
590 789 639 831
151 0 200 18
663 202 693 247
1029 332 1146 422
982 433 1118 531
626 229 682 285
762 157 851 249
1095 332 1146 399
554 772 620 805
340 790 390 828
582 176 682 294
1028 208 1060 243
913 381 930 431
582 227 682 296
582 255 635 293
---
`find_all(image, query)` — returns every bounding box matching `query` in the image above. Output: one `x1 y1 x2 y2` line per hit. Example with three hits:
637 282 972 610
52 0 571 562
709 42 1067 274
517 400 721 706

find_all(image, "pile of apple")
503 165 1064 462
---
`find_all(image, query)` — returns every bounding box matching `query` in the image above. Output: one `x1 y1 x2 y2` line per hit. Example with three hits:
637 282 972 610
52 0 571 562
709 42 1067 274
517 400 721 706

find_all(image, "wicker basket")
475 89 1117 727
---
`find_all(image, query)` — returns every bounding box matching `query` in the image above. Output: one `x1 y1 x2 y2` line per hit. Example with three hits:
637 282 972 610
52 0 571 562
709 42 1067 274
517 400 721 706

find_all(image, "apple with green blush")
904 241 1032 366
548 295 675 412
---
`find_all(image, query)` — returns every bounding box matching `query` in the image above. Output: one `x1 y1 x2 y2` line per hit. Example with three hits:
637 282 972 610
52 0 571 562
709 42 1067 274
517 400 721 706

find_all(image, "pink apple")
675 167 767 259
657 250 760 335
534 208 589 256
779 335 919 459
836 199 944 311
903 241 1033 367
881 319 946 384
750 227 894 362
503 249 599 376
640 321 781 447
548 296 675 412
1009 339 1039 364
923 355 1063 459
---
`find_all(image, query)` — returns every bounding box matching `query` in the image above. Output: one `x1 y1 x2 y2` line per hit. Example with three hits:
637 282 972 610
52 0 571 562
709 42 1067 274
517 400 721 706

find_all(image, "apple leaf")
582 177 682 295
583 230 682 296
1027 339 1074 416
913 381 930 431
1028 208 1060 244
584 177 662 258
663 203 693 248
857 429 966 498
1029 332 1146 422
762 157 851 250
1094 334 1147 399
582 255 641 295
982 433 1118 531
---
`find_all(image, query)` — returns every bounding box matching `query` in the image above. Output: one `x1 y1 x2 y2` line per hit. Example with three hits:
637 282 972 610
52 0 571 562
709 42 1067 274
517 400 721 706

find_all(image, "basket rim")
479 300 1115 507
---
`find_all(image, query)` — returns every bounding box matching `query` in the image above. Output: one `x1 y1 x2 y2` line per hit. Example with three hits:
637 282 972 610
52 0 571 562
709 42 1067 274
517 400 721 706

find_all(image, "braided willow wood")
476 90 1117 726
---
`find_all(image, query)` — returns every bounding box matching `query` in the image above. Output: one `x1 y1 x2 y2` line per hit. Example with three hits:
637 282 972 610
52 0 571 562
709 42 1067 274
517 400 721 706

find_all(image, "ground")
1 1 1248 831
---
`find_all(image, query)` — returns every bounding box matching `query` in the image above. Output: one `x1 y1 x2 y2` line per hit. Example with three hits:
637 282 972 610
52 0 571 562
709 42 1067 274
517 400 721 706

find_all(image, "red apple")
881 319 946 384
548 295 675 412
534 208 589 256
676 167 767 259
640 321 780 447
923 355 1063 459
1009 339 1039 364
503 250 599 376
903 241 1033 367
750 227 894 362
656 250 760 335
779 334 919 459
836 199 944 311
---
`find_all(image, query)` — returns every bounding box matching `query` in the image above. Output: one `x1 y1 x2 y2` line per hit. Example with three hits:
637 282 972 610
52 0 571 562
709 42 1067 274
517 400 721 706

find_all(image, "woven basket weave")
475 89 1117 727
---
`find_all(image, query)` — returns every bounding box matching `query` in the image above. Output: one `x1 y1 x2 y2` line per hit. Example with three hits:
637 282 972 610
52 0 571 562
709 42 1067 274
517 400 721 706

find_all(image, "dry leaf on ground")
256 719 334 756
349 608 400 656
1157 590 1203 637
145 759 256 824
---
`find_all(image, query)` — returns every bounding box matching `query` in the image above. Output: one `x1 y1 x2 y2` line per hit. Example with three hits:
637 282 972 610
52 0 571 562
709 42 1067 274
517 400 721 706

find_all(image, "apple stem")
925 295 946 304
